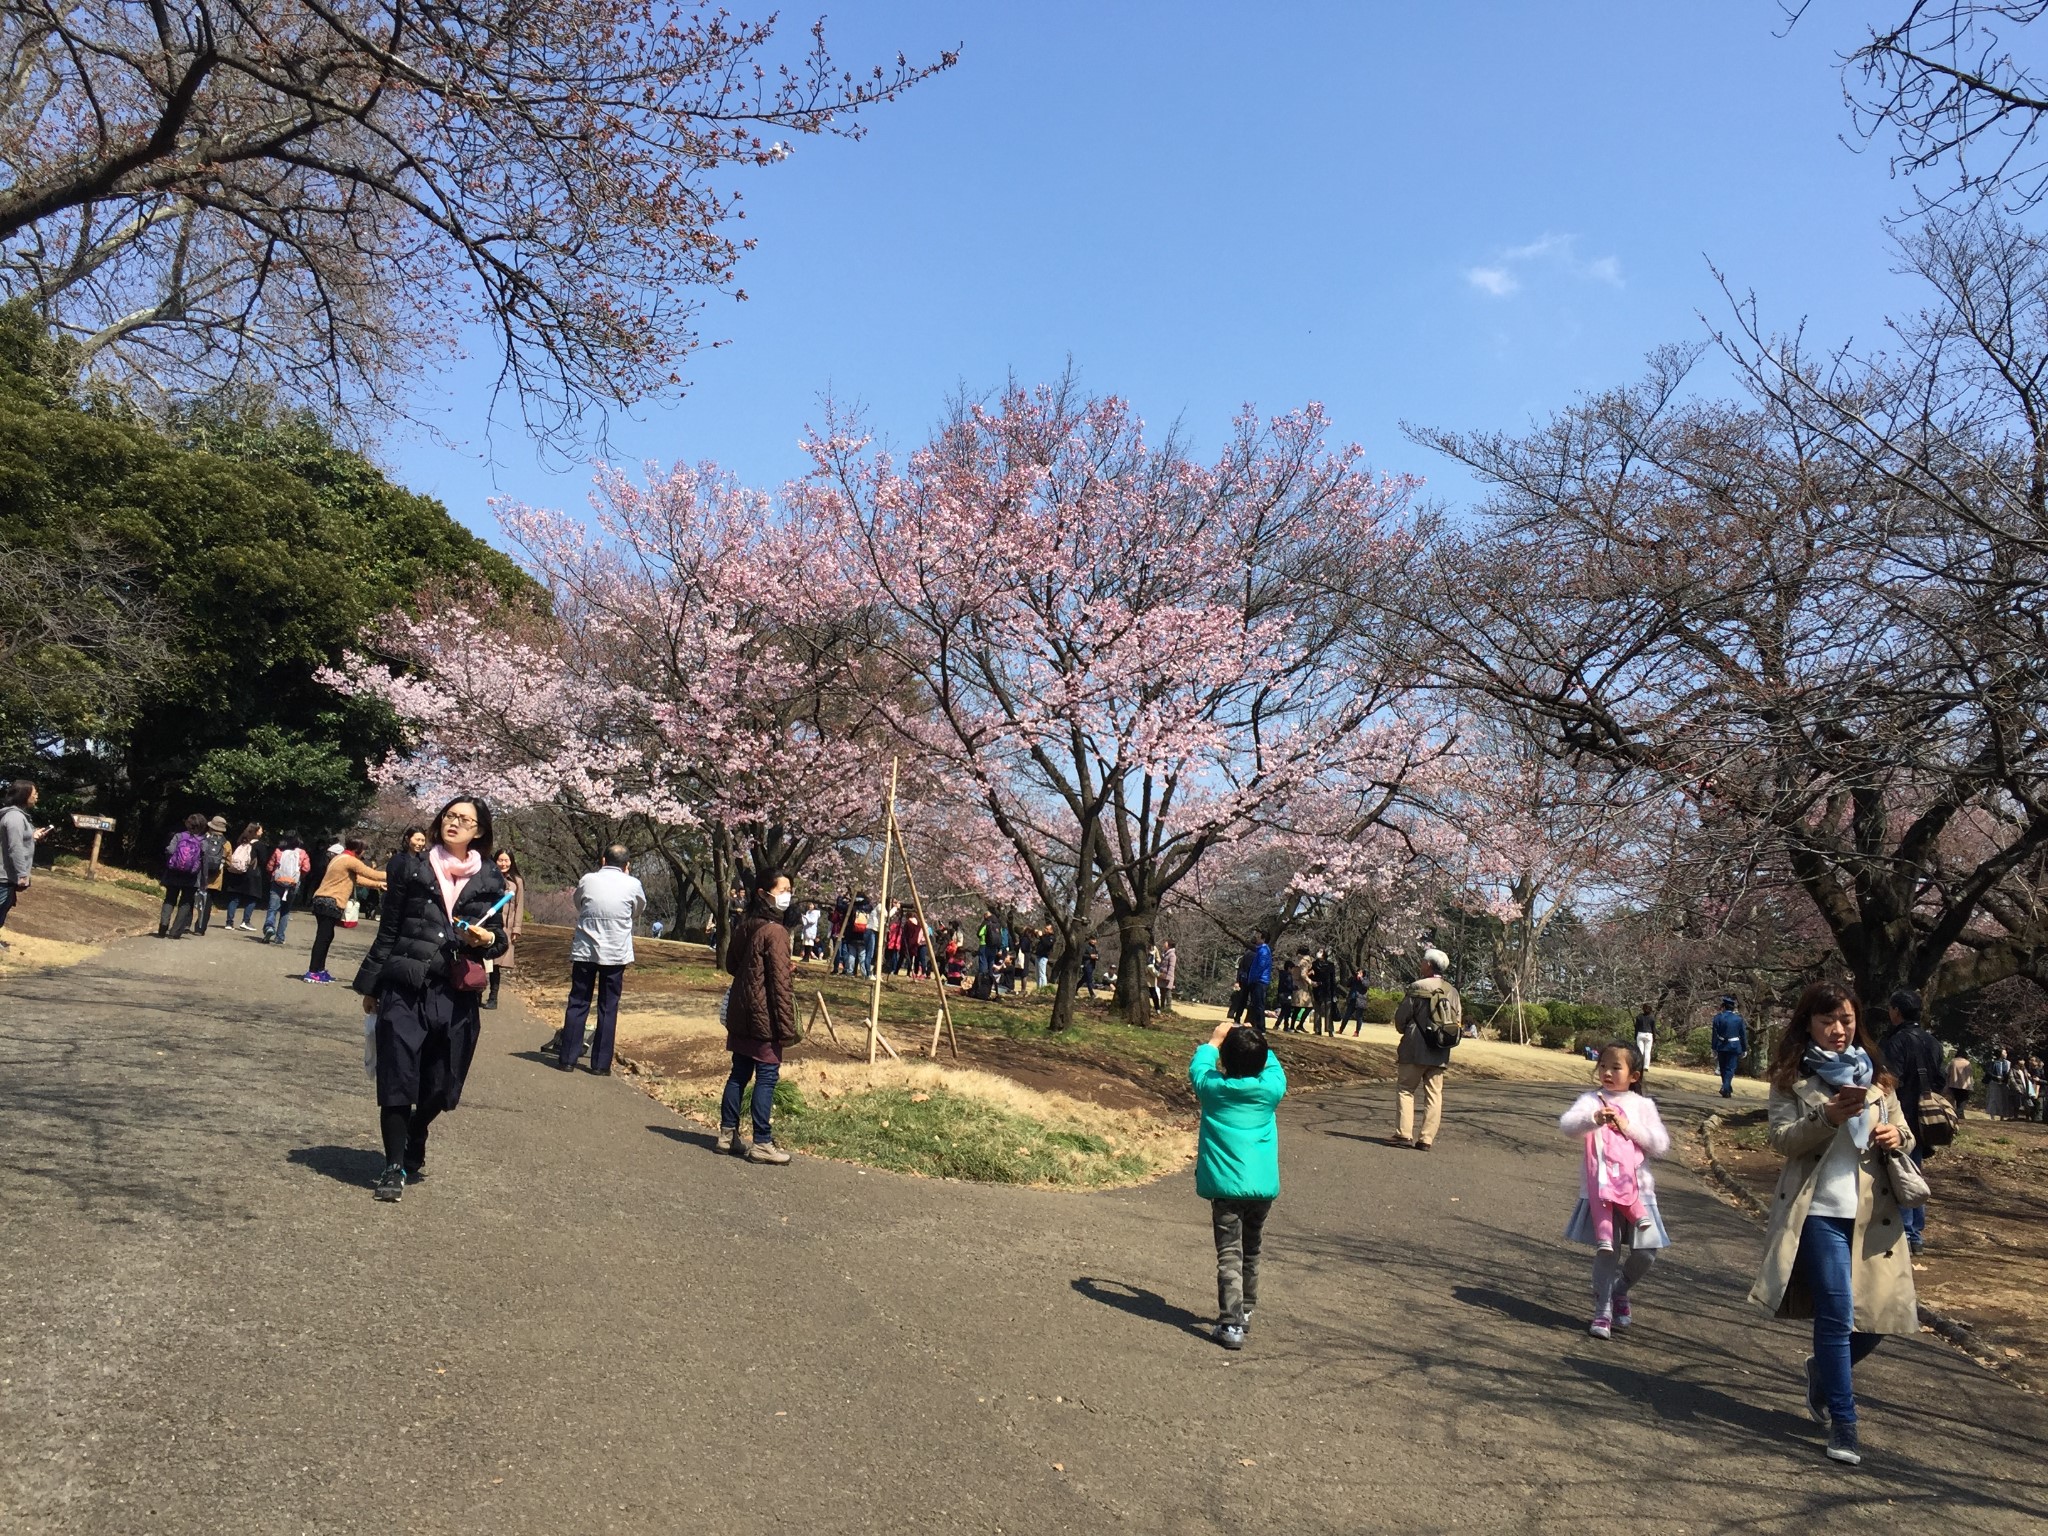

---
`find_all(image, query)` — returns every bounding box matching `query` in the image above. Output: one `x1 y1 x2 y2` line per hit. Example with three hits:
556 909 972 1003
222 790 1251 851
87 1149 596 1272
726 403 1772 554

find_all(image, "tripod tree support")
867 759 901 1064
860 757 958 1063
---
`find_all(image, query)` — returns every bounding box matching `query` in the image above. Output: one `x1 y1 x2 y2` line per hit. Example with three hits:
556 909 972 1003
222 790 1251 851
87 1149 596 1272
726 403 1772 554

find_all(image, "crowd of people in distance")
789 895 1180 1011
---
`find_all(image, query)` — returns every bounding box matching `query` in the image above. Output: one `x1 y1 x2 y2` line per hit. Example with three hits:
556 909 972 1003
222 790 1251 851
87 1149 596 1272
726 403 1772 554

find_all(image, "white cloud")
1465 233 1622 297
1504 233 1572 262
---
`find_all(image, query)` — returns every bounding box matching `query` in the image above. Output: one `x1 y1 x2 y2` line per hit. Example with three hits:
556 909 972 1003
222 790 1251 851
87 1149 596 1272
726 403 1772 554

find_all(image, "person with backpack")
0 779 47 950
848 893 874 979
1711 995 1749 1099
1883 988 1947 1257
157 814 208 939
265 834 309 945
193 816 229 935
221 823 266 930
1389 947 1461 1151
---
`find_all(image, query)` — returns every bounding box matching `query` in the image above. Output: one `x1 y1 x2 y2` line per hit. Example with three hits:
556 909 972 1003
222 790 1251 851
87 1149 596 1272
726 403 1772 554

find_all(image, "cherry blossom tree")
811 378 1435 1027
0 1 951 437
329 459 890 960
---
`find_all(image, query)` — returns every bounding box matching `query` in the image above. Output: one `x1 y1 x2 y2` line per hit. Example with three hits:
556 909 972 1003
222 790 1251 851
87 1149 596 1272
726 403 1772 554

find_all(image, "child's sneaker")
1613 1295 1633 1328
1588 1314 1613 1340
1240 1306 1254 1335
1213 1323 1245 1351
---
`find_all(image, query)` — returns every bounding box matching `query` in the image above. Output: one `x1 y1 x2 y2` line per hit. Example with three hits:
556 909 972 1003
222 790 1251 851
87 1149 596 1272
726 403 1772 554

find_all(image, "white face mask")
773 890 793 912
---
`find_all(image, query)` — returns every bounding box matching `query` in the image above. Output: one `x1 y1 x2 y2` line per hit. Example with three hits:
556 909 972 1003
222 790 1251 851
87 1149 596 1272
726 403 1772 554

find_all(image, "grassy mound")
653 1059 1192 1189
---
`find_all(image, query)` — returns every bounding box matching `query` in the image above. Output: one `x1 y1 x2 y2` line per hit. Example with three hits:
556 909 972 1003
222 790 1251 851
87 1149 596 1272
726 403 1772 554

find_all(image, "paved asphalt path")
4 927 2046 1535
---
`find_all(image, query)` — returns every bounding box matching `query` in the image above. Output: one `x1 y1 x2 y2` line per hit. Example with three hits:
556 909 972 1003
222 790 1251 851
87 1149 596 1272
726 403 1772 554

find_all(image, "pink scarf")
427 843 482 922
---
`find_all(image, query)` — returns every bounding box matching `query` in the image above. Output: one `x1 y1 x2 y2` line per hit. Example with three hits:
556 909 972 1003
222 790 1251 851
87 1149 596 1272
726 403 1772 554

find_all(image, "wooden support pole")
87 830 102 881
889 817 958 1060
812 991 841 1044
866 758 900 1065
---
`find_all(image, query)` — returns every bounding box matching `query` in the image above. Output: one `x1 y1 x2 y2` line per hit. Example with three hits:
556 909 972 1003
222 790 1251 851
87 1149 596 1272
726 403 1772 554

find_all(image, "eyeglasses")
441 812 478 828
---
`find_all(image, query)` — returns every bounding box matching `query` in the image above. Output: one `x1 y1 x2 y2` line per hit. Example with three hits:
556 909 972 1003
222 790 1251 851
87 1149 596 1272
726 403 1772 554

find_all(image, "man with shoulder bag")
1882 987 1949 1257
1390 947 1461 1151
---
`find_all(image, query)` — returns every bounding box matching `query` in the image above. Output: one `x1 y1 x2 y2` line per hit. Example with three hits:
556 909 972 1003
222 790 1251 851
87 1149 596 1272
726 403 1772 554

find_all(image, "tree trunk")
1115 909 1155 1027
709 827 733 970
1048 947 1081 1033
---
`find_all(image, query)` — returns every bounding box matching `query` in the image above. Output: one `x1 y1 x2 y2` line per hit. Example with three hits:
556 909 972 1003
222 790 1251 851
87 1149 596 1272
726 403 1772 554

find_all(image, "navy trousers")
559 962 625 1072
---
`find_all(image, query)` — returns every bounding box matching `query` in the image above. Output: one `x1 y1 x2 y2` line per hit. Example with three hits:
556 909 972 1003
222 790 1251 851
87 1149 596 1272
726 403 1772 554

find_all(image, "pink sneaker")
1589 1315 1613 1340
1614 1295 1633 1328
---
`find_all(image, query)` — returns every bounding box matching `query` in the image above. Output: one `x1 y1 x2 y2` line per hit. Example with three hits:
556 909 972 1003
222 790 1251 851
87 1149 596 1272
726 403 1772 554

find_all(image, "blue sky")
385 2 1924 538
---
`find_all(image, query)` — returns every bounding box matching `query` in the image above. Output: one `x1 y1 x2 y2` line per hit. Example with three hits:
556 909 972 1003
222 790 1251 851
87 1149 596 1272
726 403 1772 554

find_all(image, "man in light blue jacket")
1191 1020 1287 1350
556 845 646 1075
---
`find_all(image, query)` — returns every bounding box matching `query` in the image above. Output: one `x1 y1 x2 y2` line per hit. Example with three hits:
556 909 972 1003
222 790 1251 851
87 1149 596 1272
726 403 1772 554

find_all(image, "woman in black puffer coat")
353 794 508 1202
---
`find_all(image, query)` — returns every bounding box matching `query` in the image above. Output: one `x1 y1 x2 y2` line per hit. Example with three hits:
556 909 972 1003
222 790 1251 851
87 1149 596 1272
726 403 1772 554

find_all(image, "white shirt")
570 867 646 966
1808 1097 1881 1220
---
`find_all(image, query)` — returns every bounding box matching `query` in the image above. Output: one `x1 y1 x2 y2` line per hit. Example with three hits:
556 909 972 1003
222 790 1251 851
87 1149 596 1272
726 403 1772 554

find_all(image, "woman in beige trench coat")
1749 980 1916 1467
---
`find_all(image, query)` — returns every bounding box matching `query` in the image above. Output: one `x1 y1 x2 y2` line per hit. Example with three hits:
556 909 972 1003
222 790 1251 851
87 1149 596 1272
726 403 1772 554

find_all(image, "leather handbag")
449 952 489 992
1885 1147 1930 1208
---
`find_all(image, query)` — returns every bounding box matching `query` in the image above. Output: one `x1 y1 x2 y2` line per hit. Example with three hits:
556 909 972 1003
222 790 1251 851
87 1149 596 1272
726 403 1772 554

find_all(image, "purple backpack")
166 832 203 876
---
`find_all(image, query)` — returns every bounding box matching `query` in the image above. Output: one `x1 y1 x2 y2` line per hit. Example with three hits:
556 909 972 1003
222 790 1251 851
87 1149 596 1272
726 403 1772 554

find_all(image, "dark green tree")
0 308 533 858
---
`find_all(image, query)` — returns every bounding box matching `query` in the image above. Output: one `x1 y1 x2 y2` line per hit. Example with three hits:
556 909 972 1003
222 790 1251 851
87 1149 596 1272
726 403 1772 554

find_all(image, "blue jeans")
1901 1152 1927 1246
0 882 18 930
1795 1215 1882 1426
721 1054 779 1141
265 882 295 941
1717 1048 1742 1095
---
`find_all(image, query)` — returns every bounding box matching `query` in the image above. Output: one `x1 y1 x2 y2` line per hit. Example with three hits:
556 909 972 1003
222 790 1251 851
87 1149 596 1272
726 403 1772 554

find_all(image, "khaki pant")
1396 1062 1445 1146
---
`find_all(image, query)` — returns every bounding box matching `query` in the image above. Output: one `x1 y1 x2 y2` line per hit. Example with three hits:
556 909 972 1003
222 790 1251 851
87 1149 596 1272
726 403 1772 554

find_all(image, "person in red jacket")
719 870 799 1164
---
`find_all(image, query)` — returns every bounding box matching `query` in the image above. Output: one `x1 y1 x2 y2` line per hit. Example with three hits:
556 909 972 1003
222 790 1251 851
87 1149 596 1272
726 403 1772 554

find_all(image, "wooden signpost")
70 814 115 880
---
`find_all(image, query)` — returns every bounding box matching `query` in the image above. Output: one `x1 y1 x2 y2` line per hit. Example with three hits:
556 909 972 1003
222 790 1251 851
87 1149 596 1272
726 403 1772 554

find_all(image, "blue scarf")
1803 1043 1876 1149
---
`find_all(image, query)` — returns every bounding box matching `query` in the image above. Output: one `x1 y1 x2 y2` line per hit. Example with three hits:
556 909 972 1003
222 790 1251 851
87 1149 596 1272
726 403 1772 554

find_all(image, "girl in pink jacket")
1561 1041 1672 1339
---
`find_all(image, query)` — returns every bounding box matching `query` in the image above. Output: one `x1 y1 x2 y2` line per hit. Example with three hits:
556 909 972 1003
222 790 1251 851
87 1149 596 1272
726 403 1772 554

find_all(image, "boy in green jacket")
1191 1020 1287 1350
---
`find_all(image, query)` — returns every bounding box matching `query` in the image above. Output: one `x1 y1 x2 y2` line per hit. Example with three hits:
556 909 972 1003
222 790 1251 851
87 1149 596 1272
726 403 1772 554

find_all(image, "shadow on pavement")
648 1123 721 1153
1453 1284 1584 1333
287 1144 384 1186
1566 1354 1814 1438
1071 1277 1212 1338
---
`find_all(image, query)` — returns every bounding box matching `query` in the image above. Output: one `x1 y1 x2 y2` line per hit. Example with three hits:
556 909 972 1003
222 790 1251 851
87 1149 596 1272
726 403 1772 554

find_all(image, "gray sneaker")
1804 1356 1828 1425
1825 1424 1861 1466
747 1140 792 1165
715 1125 738 1153
1241 1307 1255 1334
1214 1323 1245 1351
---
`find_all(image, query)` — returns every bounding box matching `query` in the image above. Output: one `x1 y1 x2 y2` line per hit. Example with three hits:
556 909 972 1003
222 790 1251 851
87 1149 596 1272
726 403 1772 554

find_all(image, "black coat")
353 852 508 995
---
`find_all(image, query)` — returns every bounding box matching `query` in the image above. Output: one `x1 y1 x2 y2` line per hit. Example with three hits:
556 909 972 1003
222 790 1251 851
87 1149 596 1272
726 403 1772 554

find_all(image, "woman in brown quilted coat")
719 869 799 1163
